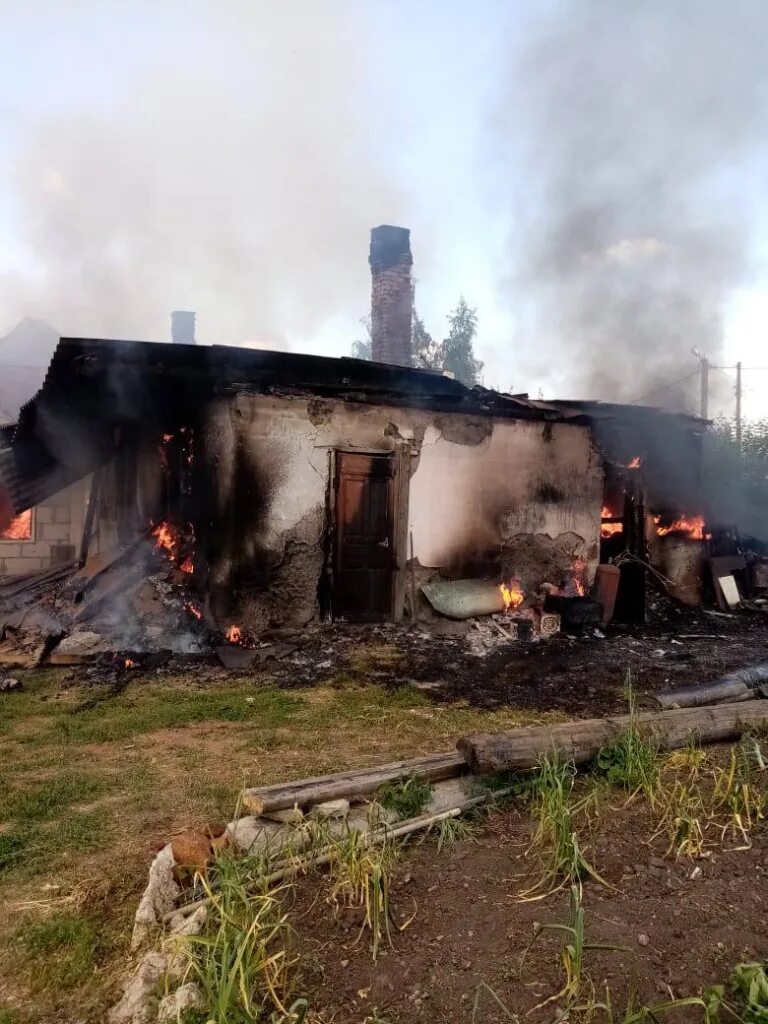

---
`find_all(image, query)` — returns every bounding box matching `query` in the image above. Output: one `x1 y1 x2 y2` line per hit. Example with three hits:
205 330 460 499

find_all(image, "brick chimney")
369 225 412 366
171 310 196 345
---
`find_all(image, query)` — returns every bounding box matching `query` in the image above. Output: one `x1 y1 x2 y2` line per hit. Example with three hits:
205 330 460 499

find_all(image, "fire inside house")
0 225 762 658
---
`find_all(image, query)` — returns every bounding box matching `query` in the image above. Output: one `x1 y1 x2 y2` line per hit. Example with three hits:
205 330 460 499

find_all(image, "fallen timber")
241 750 466 814
655 661 768 710
458 700 768 775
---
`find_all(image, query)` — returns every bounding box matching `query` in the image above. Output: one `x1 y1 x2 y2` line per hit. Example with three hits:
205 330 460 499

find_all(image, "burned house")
0 227 729 647
0 339 603 635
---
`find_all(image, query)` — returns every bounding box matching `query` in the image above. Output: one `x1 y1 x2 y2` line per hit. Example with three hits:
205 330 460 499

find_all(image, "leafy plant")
583 986 718 1024
431 816 479 853
595 673 660 803
177 851 302 1023
521 885 626 1010
376 774 432 820
328 824 400 961
729 961 768 1023
521 755 608 900
471 981 517 1022
711 743 767 848
653 776 709 859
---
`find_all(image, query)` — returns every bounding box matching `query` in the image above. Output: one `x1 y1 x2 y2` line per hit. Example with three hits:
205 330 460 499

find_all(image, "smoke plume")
506 0 768 412
0 4 403 349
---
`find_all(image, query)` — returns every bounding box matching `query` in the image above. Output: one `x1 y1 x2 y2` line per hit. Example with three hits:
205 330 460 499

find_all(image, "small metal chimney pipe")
171 310 196 345
369 225 413 366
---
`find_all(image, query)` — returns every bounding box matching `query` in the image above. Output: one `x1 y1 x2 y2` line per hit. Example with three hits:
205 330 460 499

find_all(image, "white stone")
131 845 180 951
157 983 204 1023
108 950 168 1024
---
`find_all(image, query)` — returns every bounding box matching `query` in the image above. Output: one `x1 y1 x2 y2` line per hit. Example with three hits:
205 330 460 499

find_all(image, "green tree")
350 299 484 385
412 311 440 370
704 416 768 540
351 316 372 360
441 297 483 385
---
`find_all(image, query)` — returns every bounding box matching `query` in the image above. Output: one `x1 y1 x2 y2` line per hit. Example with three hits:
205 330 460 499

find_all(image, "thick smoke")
0 4 403 348
507 0 768 411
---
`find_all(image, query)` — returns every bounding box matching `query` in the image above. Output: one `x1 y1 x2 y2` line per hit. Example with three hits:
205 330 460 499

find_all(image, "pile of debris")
0 536 209 670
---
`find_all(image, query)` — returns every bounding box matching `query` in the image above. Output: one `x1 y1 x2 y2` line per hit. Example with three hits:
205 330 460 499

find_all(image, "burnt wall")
200 395 603 629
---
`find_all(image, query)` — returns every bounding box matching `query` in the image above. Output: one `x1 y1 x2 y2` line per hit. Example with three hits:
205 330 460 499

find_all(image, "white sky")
0 0 766 420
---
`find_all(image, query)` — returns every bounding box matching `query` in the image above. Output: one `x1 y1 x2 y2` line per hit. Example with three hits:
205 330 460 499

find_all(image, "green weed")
177 851 304 1023
471 980 517 1021
595 672 660 804
521 755 608 900
711 743 767 847
522 885 626 1011
329 824 399 961
432 816 479 853
376 774 432 820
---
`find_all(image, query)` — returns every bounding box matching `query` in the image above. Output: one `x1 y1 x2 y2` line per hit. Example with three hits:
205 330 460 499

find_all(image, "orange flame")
569 557 588 596
152 521 178 558
654 514 707 541
180 556 194 574
226 624 242 644
627 456 642 469
186 602 203 621
600 505 624 539
499 579 525 611
124 658 136 669
1 508 32 540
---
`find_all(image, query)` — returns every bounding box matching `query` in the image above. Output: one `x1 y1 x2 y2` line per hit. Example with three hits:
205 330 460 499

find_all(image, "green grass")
0 773 107 822
0 832 31 879
14 912 102 992
51 684 301 743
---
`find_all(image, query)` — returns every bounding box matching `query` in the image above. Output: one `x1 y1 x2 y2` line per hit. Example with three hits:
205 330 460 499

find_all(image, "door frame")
326 445 410 622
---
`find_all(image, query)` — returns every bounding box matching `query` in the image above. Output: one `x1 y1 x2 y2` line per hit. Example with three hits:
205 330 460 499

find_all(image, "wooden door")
333 452 393 621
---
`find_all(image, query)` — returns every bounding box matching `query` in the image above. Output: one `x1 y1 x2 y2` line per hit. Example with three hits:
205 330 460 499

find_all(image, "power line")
630 369 699 406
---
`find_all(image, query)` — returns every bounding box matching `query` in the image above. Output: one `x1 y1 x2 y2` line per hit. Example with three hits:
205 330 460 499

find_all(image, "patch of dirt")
292 784 768 1022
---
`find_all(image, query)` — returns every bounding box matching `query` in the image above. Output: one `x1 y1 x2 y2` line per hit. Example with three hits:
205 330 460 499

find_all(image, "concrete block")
35 506 54 524
54 506 72 524
38 523 71 542
3 557 44 572
21 542 52 558
0 544 22 559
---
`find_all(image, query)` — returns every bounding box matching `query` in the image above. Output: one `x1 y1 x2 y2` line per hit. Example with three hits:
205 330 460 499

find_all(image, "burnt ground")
291 779 768 1023
257 605 768 717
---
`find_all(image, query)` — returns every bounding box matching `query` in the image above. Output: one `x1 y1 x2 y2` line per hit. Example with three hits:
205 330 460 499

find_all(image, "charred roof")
0 337 578 514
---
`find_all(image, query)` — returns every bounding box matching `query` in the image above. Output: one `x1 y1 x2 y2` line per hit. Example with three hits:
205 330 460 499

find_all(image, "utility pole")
735 360 742 451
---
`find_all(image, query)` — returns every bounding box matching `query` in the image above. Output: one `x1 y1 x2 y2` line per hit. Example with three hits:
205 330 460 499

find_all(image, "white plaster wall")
409 419 601 568
208 395 602 578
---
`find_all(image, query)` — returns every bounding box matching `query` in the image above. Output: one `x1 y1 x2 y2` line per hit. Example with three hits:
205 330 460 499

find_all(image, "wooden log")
457 701 768 775
241 751 465 814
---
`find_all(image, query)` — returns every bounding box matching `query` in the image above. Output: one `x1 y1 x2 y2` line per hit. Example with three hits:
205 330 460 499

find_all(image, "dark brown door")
333 452 393 621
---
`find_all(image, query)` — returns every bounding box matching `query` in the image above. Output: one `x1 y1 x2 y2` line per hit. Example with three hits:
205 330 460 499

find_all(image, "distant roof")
545 398 708 430
0 337 576 513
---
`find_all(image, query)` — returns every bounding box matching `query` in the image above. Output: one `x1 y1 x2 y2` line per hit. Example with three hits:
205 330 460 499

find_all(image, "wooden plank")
242 750 465 814
457 702 768 775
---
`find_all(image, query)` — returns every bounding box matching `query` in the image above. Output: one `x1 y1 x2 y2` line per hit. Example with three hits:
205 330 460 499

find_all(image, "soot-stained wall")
200 395 603 628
